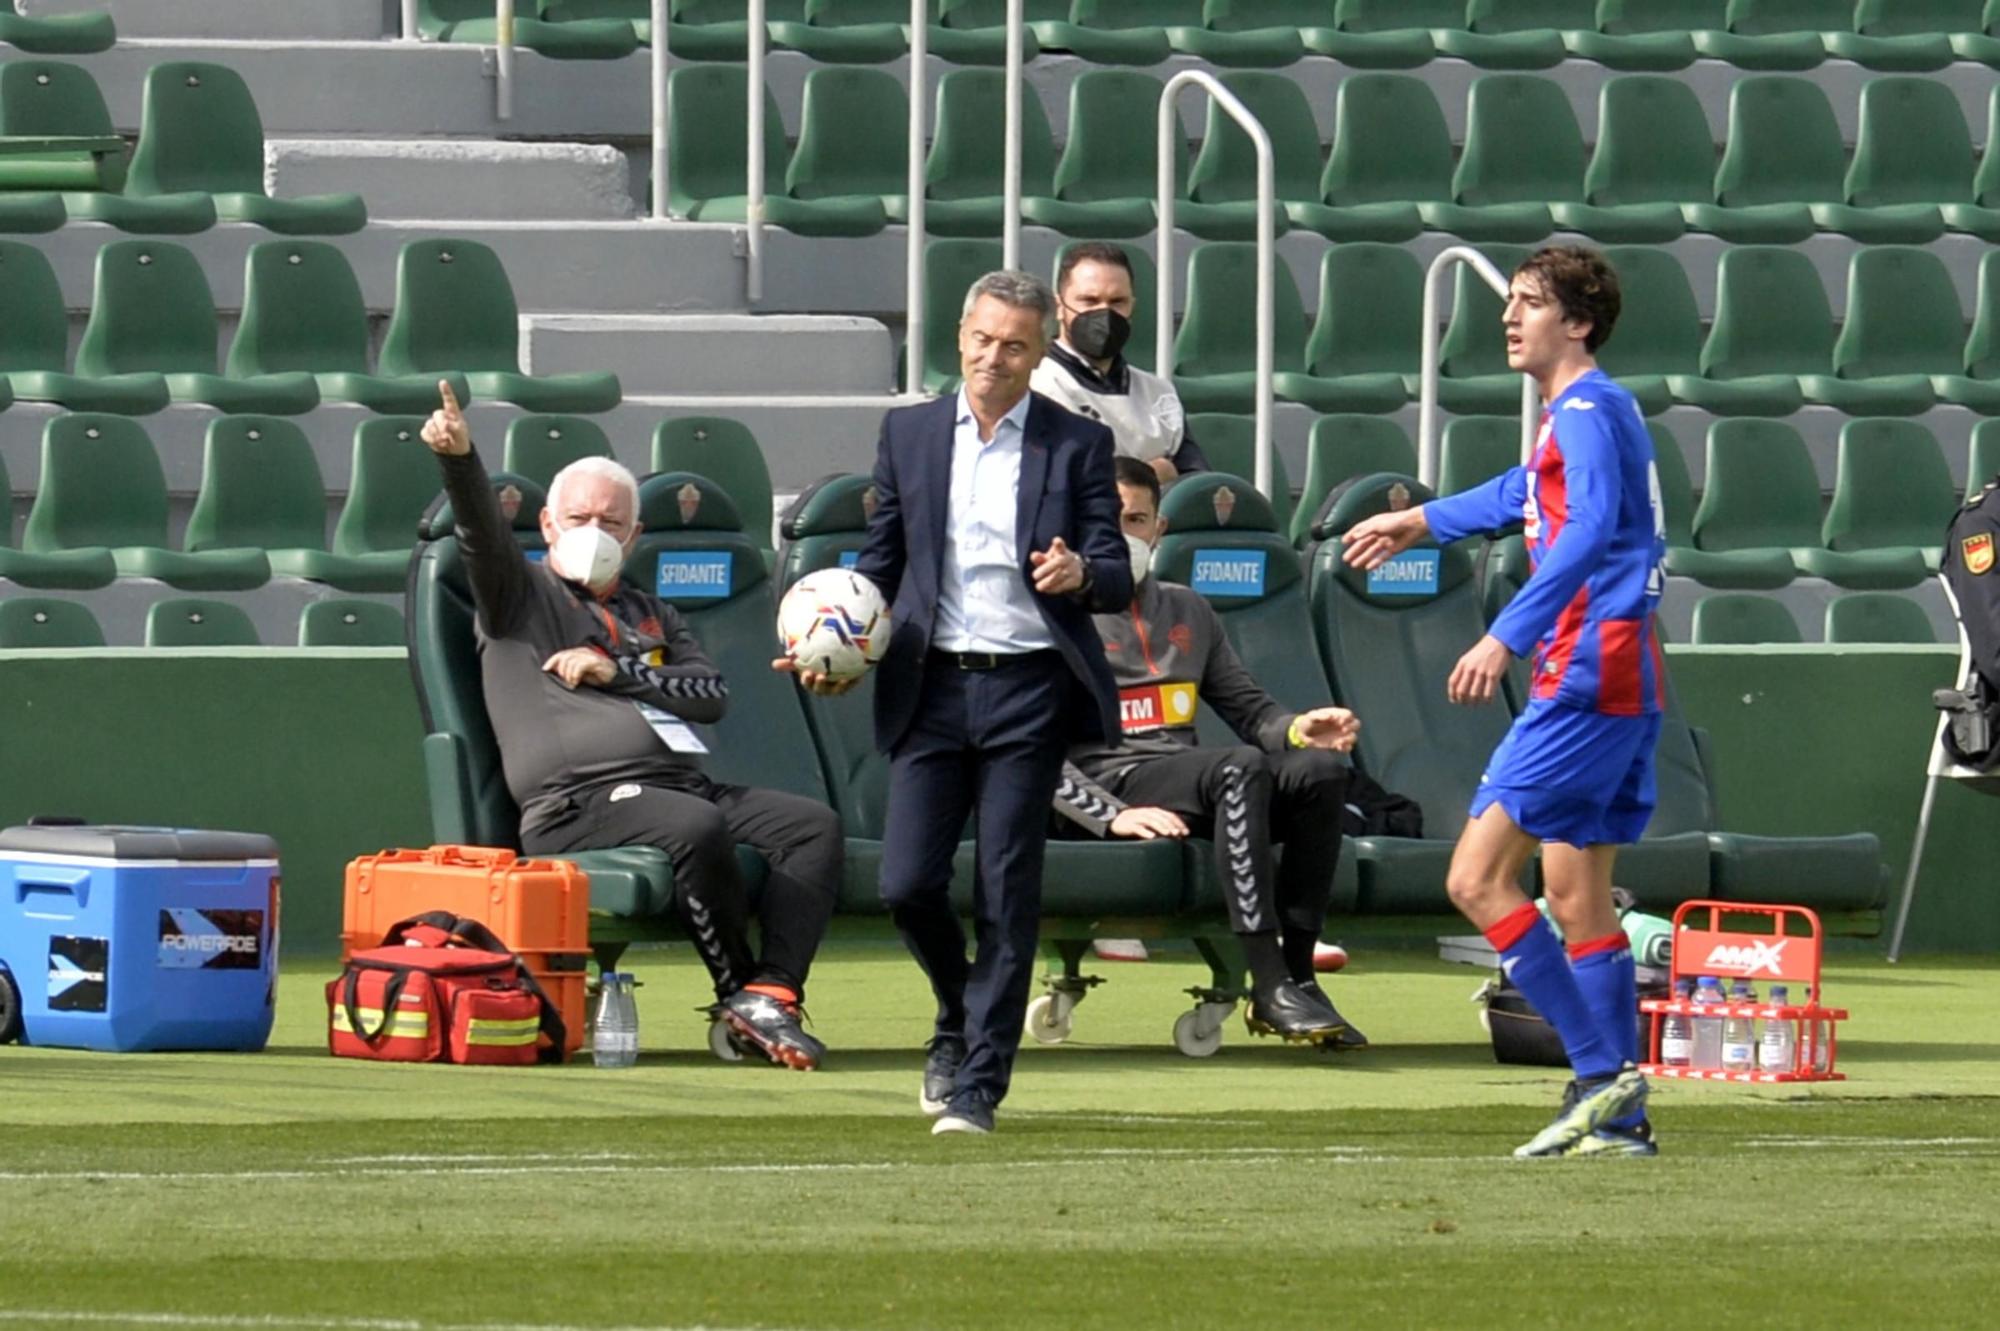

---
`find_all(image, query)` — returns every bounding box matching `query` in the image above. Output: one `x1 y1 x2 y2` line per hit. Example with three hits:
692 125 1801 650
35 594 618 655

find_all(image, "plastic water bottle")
1722 979 1757 1072
1805 985 1832 1074
1691 975 1726 1070
592 972 639 1069
1660 979 1695 1067
1760 984 1796 1076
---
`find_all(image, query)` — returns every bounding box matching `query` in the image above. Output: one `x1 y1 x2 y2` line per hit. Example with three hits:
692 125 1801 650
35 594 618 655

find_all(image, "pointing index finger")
438 379 462 417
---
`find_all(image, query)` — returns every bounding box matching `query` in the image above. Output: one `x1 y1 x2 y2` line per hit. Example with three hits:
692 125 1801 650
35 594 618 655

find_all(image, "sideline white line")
0 1314 814 1331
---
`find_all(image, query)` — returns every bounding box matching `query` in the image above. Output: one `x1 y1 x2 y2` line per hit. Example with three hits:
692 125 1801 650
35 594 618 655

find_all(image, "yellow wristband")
1287 718 1308 749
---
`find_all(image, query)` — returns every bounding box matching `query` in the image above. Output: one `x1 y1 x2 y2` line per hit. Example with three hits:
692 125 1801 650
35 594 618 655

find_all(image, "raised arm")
423 380 533 640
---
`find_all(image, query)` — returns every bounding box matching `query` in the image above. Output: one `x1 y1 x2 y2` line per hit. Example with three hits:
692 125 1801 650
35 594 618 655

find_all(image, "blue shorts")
1469 699 1662 847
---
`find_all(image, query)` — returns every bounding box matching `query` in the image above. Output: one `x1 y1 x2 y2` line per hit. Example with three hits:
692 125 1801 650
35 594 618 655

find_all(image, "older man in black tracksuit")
422 382 839 1069
1054 456 1371 1048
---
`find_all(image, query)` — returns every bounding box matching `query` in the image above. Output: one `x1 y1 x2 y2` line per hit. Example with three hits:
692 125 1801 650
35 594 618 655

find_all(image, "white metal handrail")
1418 246 1538 489
651 0 669 221
904 0 929 394
401 0 420 40
746 0 768 301
496 0 516 120
1157 72 1276 501
1001 0 1023 271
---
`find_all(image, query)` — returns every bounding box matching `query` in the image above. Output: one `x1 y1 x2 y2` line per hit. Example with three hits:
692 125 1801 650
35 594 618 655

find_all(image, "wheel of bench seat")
1026 993 1073 1045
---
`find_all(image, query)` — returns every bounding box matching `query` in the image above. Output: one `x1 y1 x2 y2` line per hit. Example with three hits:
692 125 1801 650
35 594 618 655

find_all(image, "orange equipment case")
342 845 590 1056
1638 900 1848 1083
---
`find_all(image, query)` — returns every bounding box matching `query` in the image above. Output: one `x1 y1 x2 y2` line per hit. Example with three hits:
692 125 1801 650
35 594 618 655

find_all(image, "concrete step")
522 314 895 396
21 0 387 41
268 139 638 222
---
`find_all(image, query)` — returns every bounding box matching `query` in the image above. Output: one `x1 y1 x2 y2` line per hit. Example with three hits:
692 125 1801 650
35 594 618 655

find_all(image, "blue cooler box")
0 824 280 1052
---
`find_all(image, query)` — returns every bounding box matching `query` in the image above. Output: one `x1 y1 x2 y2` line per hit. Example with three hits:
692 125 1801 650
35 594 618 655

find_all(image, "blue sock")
1485 904 1621 1081
1570 936 1642 1128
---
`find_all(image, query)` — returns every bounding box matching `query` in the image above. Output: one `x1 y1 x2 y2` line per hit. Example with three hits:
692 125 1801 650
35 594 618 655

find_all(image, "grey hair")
962 269 1058 342
547 455 640 522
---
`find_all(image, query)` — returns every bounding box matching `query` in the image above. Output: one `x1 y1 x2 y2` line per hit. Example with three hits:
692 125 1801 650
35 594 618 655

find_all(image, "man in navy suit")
782 271 1131 1135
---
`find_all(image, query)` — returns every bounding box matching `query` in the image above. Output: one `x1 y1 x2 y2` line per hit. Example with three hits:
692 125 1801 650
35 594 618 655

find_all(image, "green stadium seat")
1693 418 1927 589
1322 74 1552 244
1690 592 1802 644
501 415 613 490
0 192 64 233
653 416 776 559
1306 474 1518 911
1818 0 1960 69
1823 591 1939 644
1152 472 1360 915
1969 249 2000 386
1208 0 1433 67
1822 419 1956 574
649 0 767 60
1457 74 1686 244
1701 246 1935 417
1846 78 2000 242
334 419 446 561
1599 0 1824 68
1971 418 2000 500
1587 76 1814 245
1285 243 1420 414
1438 416 1524 498
1188 72 1419 244
75 242 322 416
23 414 271 590
0 61 216 234
0 597 105 648
916 238 999 394
1832 247 2000 414
0 446 116 590
772 0 922 64
943 0 1170 64
1436 244 1533 415
1715 77 1945 244
1337 0 1565 68
1973 87 2000 221
145 598 261 648
299 598 406 648
1468 0 1698 70
1322 0 1448 65
786 67 910 222
1051 239 1159 373
230 241 472 416
126 64 366 235
926 70 1154 239
416 0 641 56
1291 415 1416 547
663 65 887 237
379 239 622 413
1182 415 1294 536
0 0 114 54
1580 245 1684 416
0 240 170 415
1050 70 1274 246
539 0 655 43
1171 243 1316 416
187 416 411 593
1650 419 1796 589
1944 0 2000 62
1075 0 1303 68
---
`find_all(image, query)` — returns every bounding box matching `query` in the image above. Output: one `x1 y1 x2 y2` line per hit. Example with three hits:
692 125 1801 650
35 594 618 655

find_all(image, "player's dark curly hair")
1514 246 1621 353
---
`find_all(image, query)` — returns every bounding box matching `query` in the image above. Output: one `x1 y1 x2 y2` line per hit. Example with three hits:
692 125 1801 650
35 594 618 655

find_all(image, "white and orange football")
777 568 890 682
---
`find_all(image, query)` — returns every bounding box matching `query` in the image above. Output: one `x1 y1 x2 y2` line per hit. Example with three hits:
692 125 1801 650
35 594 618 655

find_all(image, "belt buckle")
960 651 998 671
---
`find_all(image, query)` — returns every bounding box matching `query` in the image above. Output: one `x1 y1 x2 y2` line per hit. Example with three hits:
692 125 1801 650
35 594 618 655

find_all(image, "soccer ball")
777 568 891 682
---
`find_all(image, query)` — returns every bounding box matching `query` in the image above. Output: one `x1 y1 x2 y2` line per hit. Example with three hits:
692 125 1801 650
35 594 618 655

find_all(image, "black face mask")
1067 306 1133 362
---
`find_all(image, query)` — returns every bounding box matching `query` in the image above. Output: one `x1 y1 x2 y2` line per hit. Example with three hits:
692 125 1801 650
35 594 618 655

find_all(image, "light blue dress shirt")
933 390 1055 654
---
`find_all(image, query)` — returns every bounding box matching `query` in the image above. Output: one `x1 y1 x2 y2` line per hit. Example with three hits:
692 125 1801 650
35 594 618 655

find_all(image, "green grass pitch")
1 945 1995 1331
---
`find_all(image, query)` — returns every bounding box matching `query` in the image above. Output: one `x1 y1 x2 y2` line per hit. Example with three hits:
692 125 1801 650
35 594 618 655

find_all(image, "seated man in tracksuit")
421 382 839 1070
1052 456 1369 1047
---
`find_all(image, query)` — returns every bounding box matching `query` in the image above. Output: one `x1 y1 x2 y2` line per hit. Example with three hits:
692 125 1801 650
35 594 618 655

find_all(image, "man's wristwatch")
1075 553 1094 593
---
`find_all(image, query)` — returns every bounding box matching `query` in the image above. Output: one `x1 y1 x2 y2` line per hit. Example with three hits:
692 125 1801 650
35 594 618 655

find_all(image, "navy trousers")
878 650 1071 1108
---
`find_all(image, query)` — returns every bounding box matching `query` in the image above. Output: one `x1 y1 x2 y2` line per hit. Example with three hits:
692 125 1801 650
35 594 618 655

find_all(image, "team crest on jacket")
1213 486 1238 526
677 482 702 526
1966 532 1994 575
1388 482 1411 512
498 484 523 521
862 485 880 522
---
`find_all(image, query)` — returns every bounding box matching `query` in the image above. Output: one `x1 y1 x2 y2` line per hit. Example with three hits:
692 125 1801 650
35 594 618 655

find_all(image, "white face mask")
549 523 626 593
1125 532 1153 584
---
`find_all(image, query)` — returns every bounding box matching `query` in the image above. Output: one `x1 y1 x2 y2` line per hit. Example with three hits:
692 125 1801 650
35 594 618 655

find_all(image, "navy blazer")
853 390 1133 753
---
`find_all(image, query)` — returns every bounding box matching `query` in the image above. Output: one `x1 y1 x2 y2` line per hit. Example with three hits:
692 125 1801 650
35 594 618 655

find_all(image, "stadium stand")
0 238 169 412
144 595 259 646
0 594 105 646
1291 414 1416 546
652 415 778 559
1182 412 1294 535
1824 589 1942 643
1691 590 1806 643
501 414 613 489
297 596 405 647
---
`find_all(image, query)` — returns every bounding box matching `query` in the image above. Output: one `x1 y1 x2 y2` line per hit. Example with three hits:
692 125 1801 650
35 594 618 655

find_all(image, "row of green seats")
0 0 113 54
0 237 619 416
1688 589 1944 644
670 63 2000 250
0 596 407 648
0 61 364 236
415 0 2000 71
0 406 777 591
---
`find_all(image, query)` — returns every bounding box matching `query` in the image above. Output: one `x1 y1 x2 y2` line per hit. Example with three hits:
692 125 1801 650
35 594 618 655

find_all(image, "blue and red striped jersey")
1423 369 1667 716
